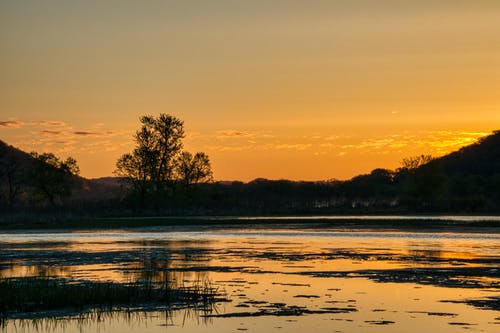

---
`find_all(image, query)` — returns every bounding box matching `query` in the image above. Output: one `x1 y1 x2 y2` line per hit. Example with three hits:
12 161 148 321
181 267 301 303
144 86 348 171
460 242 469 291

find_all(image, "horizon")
1 130 496 183
1 1 500 181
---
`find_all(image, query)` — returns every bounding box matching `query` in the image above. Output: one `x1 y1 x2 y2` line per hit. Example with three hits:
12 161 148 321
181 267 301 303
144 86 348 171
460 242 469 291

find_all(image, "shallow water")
1 227 499 333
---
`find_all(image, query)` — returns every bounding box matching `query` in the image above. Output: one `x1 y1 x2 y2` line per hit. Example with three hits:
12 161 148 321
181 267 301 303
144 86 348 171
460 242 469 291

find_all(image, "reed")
0 276 219 320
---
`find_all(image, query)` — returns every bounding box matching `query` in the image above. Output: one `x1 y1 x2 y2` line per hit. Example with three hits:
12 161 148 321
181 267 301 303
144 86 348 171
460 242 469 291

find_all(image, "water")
1 225 499 333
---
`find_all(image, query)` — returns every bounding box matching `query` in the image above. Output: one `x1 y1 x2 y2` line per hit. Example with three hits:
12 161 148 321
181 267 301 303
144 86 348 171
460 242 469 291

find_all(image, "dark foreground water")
0 223 499 333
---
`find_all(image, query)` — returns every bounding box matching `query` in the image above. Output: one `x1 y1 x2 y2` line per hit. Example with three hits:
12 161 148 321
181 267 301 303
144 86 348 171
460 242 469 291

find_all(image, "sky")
1 0 499 181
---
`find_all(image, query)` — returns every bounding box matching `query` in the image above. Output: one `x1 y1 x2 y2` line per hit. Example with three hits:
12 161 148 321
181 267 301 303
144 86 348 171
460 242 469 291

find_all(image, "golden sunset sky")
1 1 499 181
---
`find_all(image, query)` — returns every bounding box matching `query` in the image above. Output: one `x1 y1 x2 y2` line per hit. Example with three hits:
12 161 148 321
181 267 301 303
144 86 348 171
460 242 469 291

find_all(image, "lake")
0 222 499 332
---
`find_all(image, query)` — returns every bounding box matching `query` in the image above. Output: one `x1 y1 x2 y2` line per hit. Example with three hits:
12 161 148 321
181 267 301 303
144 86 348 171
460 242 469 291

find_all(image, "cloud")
206 145 249 152
72 130 119 137
36 120 67 127
333 131 488 156
0 120 22 128
319 142 338 148
216 130 254 139
73 131 99 136
184 131 202 140
265 143 312 151
41 130 62 135
55 141 75 146
79 140 119 153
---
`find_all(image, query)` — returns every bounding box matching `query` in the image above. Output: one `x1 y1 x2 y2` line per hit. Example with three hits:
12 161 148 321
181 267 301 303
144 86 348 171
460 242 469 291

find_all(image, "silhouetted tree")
394 154 447 209
0 146 23 208
115 114 184 203
398 154 433 174
176 151 213 186
115 114 213 208
115 152 150 206
28 153 80 207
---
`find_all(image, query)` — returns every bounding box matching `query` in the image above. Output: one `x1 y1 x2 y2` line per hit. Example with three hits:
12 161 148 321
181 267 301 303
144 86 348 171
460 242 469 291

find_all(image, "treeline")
1 117 500 219
0 141 80 211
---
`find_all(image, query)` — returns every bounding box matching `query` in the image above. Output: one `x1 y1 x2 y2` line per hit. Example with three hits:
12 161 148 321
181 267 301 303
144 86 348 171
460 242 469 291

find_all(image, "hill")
436 130 500 176
0 140 121 208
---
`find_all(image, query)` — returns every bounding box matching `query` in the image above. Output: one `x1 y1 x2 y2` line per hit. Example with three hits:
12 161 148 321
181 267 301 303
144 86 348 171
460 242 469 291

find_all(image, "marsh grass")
2 307 218 333
0 276 220 322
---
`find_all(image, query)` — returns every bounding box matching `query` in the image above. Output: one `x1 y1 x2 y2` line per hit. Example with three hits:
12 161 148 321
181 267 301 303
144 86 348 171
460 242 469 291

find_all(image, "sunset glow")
1 1 499 180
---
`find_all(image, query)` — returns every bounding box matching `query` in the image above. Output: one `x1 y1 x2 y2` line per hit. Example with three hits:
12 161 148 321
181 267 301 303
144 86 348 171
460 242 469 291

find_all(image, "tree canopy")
28 152 80 206
115 114 213 206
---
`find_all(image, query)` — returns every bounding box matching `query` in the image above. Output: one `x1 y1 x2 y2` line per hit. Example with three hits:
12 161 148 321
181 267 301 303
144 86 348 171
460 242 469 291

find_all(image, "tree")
28 152 80 206
116 114 184 198
176 151 213 186
115 114 212 206
0 143 23 208
1 156 21 208
399 154 433 173
136 114 185 186
395 154 446 208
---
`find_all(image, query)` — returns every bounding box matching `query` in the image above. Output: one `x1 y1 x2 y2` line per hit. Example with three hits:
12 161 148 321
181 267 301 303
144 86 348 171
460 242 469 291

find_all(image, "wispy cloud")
73 131 99 136
206 145 250 152
0 120 23 128
265 143 312 151
41 130 62 135
73 130 119 137
216 130 254 139
36 120 67 127
79 140 120 153
2 118 132 157
333 131 489 155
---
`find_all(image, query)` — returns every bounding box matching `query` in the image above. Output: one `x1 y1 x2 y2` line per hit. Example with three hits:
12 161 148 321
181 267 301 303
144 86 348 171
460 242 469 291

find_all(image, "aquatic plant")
0 276 220 321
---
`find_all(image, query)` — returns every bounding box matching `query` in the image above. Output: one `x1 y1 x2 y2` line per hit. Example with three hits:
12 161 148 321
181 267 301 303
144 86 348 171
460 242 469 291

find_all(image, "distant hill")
0 140 121 203
433 130 500 176
0 140 33 166
75 177 123 201
396 130 500 211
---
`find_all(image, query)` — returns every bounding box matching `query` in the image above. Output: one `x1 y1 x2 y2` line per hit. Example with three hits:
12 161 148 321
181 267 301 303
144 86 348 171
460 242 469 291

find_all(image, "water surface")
1 226 499 332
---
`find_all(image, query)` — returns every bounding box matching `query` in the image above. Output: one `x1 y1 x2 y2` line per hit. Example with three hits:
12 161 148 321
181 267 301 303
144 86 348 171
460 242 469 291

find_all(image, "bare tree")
176 151 213 186
399 154 433 173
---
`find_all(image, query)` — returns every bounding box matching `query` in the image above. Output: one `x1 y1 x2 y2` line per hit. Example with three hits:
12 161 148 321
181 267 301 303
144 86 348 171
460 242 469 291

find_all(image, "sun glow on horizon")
0 118 494 181
1 1 500 180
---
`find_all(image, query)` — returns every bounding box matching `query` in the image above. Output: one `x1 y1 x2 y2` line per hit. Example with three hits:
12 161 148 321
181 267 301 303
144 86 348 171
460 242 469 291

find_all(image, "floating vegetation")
203 303 358 318
365 320 395 325
440 297 500 311
406 311 458 317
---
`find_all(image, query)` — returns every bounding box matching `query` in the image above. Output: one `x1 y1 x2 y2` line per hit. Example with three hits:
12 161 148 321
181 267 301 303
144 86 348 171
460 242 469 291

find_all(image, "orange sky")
1 1 499 181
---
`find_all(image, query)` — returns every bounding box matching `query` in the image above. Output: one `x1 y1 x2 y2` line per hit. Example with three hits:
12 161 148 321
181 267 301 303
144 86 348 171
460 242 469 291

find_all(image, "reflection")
0 230 498 333
0 238 221 330
2 308 213 333
0 239 213 284
0 273 220 328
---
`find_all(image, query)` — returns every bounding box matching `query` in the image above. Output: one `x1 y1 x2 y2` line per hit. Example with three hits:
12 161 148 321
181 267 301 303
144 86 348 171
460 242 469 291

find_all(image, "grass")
0 276 220 321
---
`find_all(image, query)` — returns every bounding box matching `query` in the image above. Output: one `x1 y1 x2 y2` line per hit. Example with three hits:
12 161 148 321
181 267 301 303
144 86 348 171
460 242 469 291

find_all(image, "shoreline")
0 216 499 233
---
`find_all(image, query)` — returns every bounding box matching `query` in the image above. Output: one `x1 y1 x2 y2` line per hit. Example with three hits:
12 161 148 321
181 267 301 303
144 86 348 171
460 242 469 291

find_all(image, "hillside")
435 130 500 176
0 140 33 167
0 140 121 206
